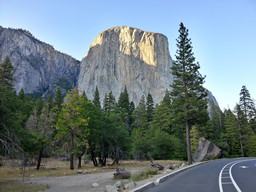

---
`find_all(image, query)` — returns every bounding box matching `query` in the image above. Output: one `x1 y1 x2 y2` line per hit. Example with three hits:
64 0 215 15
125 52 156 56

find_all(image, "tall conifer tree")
239 85 255 120
0 57 14 88
170 23 208 164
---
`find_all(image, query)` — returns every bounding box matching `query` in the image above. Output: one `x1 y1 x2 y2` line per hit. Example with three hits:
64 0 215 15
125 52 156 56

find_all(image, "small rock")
83 170 89 174
77 170 83 174
164 165 171 170
114 181 124 190
92 183 99 187
106 185 118 192
124 181 137 189
113 168 131 179
166 169 172 173
171 164 179 170
180 163 186 167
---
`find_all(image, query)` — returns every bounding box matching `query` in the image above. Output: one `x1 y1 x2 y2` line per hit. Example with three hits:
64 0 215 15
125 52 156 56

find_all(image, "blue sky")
0 0 256 110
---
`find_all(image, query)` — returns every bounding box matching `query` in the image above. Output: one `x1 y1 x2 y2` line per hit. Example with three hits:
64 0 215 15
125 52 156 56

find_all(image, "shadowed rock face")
78 26 173 105
0 26 80 96
193 137 222 162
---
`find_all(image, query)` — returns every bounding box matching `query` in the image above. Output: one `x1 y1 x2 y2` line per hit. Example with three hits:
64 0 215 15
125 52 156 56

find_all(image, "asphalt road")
145 158 256 192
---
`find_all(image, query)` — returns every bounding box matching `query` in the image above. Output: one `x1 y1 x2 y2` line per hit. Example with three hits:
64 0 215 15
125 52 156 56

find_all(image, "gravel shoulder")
23 171 116 192
21 167 184 192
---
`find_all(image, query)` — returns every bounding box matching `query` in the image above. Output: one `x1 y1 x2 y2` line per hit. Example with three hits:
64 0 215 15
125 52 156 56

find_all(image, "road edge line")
129 162 206 192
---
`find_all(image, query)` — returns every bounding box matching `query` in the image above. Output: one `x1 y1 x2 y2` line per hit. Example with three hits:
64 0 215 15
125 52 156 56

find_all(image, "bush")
130 168 158 181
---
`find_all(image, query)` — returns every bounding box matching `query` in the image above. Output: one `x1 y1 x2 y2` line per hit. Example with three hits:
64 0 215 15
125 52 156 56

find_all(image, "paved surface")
145 158 256 192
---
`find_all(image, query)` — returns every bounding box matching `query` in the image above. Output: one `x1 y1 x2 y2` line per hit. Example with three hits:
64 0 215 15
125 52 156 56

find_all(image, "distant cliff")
0 26 80 96
0 25 220 111
78 26 173 105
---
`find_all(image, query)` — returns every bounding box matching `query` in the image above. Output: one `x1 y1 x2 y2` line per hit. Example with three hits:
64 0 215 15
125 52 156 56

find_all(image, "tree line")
1 23 255 170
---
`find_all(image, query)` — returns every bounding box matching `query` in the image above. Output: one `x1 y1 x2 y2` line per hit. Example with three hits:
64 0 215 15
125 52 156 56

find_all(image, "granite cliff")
0 26 80 96
0 25 220 111
78 26 173 105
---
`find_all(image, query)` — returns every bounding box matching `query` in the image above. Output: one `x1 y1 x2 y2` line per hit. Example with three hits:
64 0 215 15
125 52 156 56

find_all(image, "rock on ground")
193 137 221 162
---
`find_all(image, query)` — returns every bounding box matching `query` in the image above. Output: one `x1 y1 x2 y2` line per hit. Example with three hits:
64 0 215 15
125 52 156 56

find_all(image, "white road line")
229 162 242 192
219 161 236 192
219 159 256 192
222 182 233 184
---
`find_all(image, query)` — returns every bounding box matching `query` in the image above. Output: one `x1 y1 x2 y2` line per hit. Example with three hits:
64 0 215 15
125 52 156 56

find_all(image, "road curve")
145 158 256 192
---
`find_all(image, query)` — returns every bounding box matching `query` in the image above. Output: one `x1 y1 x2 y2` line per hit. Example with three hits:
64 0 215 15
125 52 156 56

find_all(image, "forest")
1 23 256 170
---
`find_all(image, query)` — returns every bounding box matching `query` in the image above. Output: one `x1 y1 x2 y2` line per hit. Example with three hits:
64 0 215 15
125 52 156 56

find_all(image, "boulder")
114 181 125 190
193 137 221 162
113 168 131 179
105 185 118 192
124 181 137 189
150 158 164 170
171 164 179 170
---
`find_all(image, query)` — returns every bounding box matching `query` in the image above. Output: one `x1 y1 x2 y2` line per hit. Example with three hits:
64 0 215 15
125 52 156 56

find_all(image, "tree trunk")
91 150 98 166
186 120 192 165
78 156 82 168
36 147 43 170
70 153 74 170
70 132 74 170
238 123 244 157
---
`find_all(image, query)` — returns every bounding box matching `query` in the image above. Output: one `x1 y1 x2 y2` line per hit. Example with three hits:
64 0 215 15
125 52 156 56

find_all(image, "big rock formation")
78 26 173 105
0 26 80 96
193 137 222 162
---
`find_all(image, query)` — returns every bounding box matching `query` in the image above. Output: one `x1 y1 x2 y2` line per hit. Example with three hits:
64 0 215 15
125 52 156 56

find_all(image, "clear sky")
0 0 255 110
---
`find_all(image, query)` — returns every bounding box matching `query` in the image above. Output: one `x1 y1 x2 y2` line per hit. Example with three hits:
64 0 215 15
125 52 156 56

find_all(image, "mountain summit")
78 26 173 105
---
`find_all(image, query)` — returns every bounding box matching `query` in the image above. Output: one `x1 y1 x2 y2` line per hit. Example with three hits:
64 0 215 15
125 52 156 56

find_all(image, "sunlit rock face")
0 26 80 96
78 26 173 105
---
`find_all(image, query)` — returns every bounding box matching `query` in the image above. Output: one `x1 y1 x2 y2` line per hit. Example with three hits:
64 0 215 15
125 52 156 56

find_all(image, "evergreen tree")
146 93 154 122
118 86 131 132
234 104 253 157
103 91 116 113
93 86 101 108
239 86 255 120
132 95 147 130
0 57 15 88
151 91 172 133
170 23 208 164
118 86 130 112
222 109 240 156
18 88 25 100
56 88 89 169
54 88 63 110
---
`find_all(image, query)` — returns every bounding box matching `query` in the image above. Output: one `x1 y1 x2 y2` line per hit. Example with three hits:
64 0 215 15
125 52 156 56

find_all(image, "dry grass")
0 158 184 191
0 179 49 192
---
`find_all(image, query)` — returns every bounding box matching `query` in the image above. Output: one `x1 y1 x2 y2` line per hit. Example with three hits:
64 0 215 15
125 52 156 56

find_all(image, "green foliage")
56 88 89 169
93 86 101 108
0 57 14 88
146 93 154 122
170 22 209 164
239 85 255 120
130 168 158 181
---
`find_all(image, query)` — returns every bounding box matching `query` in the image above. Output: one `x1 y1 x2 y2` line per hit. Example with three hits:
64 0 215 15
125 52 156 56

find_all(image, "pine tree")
239 86 255 120
234 104 254 157
222 109 240 156
0 57 15 88
170 23 208 164
93 86 101 108
103 91 116 113
146 93 154 122
151 91 172 133
54 88 63 110
118 86 130 112
56 88 89 169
